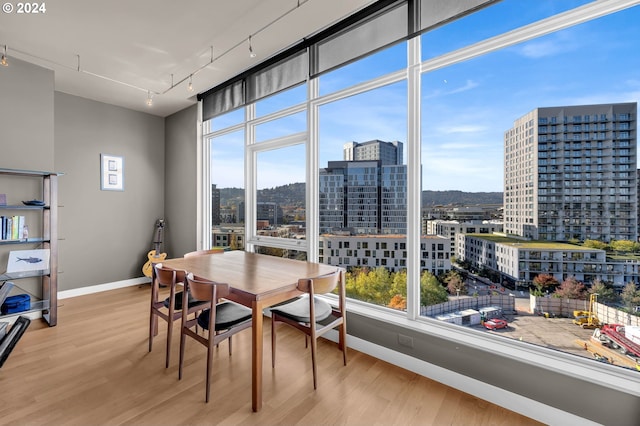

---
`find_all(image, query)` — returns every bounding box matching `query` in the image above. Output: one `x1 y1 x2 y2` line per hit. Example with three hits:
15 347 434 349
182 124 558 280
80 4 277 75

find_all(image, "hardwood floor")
0 285 542 425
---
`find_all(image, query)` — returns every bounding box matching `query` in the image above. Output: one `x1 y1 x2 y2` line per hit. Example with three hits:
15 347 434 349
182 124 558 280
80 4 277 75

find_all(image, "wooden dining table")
159 250 342 412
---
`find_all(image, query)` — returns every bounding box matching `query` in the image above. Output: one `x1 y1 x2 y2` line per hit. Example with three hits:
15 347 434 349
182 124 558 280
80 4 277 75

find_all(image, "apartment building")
426 219 503 257
504 102 637 242
319 234 450 275
457 233 640 288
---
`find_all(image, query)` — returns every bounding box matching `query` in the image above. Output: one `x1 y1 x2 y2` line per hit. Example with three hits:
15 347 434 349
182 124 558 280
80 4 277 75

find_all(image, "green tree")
345 267 395 306
621 282 640 313
387 269 407 311
587 279 617 304
610 239 637 253
420 271 449 306
553 276 586 299
583 239 608 250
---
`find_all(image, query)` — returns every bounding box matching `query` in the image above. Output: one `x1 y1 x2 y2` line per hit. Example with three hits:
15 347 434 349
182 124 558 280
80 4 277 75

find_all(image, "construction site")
478 295 640 372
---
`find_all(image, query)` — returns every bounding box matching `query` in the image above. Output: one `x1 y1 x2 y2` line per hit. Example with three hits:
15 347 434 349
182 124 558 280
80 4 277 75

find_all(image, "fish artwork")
16 257 43 264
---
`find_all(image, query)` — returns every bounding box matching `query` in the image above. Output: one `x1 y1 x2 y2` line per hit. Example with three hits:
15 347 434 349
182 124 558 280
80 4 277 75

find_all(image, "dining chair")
270 269 347 389
179 273 253 403
149 263 210 368
184 248 224 257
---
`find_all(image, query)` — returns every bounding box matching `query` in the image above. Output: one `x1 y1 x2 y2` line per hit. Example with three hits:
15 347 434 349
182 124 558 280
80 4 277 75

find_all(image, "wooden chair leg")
340 323 348 365
148 311 155 353
271 316 276 368
205 331 214 403
165 321 173 368
310 336 318 390
228 336 232 356
178 329 186 380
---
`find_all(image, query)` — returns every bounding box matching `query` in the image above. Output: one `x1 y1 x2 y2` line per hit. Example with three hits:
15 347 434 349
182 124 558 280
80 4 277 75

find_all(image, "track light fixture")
1 45 8 67
2 1 306 102
248 36 257 58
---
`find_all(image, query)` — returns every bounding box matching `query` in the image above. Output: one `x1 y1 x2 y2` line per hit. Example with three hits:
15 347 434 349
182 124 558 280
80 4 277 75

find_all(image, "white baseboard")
324 330 597 426
58 277 149 300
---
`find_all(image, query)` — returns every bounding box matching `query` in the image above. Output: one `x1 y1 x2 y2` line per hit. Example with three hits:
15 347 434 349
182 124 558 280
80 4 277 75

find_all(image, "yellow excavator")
573 293 600 329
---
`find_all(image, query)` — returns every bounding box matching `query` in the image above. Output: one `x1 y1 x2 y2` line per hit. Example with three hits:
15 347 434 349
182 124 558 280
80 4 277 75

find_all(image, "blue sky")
211 0 640 192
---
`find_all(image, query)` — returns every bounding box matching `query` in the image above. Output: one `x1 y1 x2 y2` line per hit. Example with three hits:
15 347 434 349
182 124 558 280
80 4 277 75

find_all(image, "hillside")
422 190 503 206
219 185 503 206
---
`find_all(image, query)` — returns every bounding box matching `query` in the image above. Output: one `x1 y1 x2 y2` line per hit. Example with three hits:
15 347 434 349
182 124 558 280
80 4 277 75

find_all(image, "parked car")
484 318 508 330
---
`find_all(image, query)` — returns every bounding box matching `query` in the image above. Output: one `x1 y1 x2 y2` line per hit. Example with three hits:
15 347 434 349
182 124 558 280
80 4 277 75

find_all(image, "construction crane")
573 293 600 329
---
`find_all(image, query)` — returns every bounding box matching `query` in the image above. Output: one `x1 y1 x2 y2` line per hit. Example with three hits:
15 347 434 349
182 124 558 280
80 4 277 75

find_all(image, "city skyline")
210 1 640 192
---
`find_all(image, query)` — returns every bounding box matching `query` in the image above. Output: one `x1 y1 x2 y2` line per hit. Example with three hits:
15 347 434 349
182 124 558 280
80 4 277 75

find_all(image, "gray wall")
54 92 165 290
0 58 54 171
164 104 199 258
1 59 195 291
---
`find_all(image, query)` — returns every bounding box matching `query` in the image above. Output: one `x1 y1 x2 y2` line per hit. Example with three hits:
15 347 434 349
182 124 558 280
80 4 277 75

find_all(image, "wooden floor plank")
0 285 542 425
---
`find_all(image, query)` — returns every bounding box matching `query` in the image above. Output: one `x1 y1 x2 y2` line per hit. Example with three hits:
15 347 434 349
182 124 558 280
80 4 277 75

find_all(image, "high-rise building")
211 184 221 225
504 102 637 242
343 140 403 165
320 159 407 235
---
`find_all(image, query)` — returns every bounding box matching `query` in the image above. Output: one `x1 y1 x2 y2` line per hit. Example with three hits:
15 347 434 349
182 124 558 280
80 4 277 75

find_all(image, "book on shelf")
0 215 25 241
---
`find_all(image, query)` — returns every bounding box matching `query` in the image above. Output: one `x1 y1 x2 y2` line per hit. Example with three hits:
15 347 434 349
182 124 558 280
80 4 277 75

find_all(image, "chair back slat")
186 274 230 301
298 270 341 295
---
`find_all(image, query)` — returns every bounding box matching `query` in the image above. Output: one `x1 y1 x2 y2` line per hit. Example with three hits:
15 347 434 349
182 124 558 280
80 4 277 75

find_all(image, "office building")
504 103 637 242
211 184 221 225
319 160 407 234
343 140 403 165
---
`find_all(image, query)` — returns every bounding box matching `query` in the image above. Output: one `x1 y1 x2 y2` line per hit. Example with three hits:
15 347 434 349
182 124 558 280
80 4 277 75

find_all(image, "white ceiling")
0 0 375 117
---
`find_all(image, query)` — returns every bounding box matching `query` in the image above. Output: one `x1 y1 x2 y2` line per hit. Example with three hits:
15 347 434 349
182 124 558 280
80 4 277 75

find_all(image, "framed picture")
6 249 50 273
100 154 124 191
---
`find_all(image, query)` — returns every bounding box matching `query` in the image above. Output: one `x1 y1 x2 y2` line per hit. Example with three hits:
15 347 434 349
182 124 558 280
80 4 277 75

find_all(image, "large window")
203 0 640 387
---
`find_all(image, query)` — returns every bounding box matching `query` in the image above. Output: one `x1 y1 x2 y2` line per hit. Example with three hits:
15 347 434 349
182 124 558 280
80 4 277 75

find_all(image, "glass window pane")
318 81 408 310
422 0 595 60
254 246 307 260
255 111 306 142
210 130 245 250
209 108 244 132
421 4 640 373
256 144 306 239
255 84 306 117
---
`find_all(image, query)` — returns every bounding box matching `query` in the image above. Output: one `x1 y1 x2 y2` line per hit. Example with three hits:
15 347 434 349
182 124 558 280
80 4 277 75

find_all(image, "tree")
420 271 449 306
587 279 617 304
446 274 466 296
609 239 638 253
388 294 406 310
620 282 640 313
583 239 608 250
554 276 586 299
532 273 559 294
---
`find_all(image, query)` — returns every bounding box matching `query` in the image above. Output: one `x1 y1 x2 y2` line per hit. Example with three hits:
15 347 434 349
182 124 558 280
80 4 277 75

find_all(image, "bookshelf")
0 168 60 326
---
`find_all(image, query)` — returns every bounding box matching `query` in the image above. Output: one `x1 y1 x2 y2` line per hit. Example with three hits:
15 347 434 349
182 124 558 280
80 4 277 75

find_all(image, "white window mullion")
406 36 421 320
197 100 210 250
307 76 320 262
245 103 257 253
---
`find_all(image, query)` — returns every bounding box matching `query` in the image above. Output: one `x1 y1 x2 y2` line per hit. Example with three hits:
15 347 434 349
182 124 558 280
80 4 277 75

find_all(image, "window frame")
199 1 640 413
